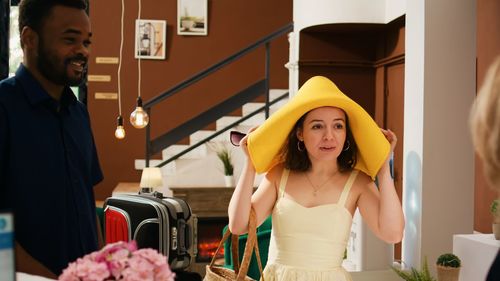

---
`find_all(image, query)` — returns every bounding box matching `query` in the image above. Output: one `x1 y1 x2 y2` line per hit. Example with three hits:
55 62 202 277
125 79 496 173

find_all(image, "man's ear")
20 26 38 50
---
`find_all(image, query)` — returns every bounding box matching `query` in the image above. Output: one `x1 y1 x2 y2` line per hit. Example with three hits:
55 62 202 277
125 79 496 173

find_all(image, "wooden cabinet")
170 187 235 217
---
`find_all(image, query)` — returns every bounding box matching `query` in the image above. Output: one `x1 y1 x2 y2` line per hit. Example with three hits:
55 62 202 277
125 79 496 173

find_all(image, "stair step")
269 89 288 100
134 159 163 170
242 100 288 116
162 144 207 160
135 88 290 188
190 130 227 144
216 116 241 130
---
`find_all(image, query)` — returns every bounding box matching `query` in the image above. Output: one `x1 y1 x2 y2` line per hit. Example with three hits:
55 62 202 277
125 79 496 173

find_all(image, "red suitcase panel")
104 206 131 244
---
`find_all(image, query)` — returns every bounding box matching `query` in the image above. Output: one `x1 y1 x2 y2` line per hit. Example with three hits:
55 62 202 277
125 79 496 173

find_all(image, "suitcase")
103 191 197 270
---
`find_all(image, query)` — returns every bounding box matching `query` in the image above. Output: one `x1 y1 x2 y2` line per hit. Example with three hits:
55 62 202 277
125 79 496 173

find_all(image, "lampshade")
140 167 163 188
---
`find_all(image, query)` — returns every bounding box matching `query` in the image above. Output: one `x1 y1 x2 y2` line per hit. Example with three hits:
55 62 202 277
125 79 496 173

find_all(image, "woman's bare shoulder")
351 169 375 190
265 163 286 182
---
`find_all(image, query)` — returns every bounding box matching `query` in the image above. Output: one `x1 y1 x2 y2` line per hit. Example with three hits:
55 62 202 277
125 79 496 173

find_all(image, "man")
0 0 103 277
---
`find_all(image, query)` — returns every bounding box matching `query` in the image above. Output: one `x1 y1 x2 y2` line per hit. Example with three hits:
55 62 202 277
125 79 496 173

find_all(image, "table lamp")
139 167 163 194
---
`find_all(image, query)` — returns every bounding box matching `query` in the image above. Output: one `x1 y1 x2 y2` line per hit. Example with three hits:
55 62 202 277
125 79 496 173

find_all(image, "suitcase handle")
178 219 187 253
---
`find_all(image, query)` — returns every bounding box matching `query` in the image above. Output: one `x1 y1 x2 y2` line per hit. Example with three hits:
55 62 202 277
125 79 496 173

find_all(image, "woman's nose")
323 128 334 140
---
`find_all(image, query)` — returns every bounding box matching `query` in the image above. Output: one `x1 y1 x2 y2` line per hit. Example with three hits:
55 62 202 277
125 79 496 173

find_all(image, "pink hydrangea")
58 241 176 281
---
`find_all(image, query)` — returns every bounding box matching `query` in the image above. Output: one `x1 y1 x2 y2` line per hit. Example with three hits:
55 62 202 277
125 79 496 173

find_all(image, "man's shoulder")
0 76 21 103
71 99 91 118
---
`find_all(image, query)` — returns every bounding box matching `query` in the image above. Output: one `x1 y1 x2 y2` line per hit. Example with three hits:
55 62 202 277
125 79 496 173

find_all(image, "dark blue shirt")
0 65 103 274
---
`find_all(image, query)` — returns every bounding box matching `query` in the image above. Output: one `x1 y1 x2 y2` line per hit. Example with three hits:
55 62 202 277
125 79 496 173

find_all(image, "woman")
228 76 405 280
469 56 500 281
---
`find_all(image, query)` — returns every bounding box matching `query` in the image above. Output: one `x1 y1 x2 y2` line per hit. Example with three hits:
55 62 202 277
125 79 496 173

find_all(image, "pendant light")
130 0 149 129
115 0 126 139
115 116 125 139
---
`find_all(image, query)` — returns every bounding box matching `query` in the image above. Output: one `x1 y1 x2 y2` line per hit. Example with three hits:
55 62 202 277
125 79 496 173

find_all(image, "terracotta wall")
87 0 292 200
475 0 500 232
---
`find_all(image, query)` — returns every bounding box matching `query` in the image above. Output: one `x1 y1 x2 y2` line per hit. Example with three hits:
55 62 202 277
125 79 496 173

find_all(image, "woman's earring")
297 140 305 152
343 140 350 152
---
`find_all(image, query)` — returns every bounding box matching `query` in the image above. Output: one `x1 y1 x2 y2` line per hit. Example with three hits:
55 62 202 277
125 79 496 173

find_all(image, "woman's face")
297 106 347 162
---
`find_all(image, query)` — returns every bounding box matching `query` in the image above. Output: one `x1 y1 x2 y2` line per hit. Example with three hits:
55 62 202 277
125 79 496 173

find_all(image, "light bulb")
115 126 125 139
130 97 149 129
115 116 126 139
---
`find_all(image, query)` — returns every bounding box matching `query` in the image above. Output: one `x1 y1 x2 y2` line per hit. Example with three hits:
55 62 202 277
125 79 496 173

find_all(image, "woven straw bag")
204 208 264 281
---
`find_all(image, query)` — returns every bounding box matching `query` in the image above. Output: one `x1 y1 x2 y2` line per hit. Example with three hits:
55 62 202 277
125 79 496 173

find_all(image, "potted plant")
491 199 500 240
216 146 234 187
391 257 436 281
436 253 461 281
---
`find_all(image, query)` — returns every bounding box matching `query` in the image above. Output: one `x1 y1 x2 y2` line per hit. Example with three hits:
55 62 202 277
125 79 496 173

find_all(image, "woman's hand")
381 128 397 152
240 126 258 157
379 128 397 174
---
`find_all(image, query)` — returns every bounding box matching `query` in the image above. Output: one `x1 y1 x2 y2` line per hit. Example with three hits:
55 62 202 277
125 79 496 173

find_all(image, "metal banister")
143 23 293 109
144 23 293 166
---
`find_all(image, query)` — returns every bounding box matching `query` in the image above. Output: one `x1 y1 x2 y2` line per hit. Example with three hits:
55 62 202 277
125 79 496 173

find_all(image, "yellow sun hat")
247 76 390 180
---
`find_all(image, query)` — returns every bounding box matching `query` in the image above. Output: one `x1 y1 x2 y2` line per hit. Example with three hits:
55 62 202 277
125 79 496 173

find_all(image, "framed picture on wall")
177 0 208 36
135 19 167 60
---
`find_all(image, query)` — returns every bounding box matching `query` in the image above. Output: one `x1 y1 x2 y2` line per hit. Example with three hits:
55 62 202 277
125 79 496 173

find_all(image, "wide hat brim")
247 76 389 180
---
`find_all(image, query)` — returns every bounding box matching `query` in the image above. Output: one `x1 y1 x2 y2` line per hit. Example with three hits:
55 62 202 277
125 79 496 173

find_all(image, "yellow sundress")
262 169 359 281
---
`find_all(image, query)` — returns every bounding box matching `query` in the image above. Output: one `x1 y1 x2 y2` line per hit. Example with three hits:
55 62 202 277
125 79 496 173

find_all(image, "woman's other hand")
381 128 397 153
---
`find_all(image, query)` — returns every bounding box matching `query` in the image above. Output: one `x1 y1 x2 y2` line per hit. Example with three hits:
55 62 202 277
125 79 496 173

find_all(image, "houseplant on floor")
216 146 234 187
491 199 500 239
391 257 436 281
436 253 461 281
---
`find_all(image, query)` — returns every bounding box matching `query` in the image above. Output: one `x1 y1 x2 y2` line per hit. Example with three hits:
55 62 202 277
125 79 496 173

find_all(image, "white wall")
403 0 476 270
293 0 386 33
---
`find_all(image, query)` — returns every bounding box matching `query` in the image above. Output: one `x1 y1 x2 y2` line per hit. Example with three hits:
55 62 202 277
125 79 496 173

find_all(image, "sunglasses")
229 131 247 146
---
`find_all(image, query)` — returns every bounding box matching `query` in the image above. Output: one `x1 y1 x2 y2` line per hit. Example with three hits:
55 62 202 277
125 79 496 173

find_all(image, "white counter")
453 233 500 281
16 273 55 281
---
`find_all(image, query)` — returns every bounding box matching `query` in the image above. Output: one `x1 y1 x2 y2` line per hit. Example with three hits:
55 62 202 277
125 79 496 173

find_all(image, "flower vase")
224 175 235 187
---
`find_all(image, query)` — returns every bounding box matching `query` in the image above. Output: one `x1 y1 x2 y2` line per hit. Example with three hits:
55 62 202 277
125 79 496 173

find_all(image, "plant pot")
224 175 235 187
493 223 500 240
436 265 460 281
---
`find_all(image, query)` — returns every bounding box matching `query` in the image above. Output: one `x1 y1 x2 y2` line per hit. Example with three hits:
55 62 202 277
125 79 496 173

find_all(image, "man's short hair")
18 0 87 34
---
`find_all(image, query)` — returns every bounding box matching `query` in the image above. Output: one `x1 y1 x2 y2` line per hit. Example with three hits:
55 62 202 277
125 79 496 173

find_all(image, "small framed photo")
135 19 167 60
177 0 208 36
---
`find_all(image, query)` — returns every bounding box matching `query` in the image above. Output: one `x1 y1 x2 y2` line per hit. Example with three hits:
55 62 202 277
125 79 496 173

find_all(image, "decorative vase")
493 223 500 240
436 265 460 281
224 175 235 187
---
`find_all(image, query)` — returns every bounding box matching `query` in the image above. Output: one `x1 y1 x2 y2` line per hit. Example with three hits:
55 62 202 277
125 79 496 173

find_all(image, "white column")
403 0 476 270
285 31 299 97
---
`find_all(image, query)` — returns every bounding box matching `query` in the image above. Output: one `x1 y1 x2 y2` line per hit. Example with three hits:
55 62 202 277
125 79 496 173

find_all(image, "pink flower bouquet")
59 241 176 281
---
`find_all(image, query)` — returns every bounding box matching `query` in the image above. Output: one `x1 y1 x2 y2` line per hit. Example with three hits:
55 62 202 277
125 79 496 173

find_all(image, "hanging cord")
117 0 125 116
137 0 142 98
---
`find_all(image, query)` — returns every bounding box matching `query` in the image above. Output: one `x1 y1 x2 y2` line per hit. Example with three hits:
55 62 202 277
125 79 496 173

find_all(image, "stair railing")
143 23 293 167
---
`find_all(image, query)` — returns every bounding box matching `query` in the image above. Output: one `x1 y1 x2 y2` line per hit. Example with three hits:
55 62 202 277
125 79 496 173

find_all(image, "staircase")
135 89 289 191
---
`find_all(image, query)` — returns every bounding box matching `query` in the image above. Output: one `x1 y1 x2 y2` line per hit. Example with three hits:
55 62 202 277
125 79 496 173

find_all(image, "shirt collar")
15 64 77 109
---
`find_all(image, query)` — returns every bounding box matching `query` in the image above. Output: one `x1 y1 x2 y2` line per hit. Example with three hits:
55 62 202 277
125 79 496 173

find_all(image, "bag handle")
208 208 265 281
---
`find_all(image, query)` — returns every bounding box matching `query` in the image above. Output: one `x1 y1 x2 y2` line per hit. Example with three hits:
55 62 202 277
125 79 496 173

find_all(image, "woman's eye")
334 123 344 129
312 124 323 129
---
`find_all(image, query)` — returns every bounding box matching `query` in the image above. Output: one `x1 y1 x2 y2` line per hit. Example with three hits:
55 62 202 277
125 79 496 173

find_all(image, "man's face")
35 6 92 86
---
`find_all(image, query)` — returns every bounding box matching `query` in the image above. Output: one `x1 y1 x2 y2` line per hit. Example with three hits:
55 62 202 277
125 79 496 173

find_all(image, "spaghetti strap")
278 169 290 198
337 170 359 207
